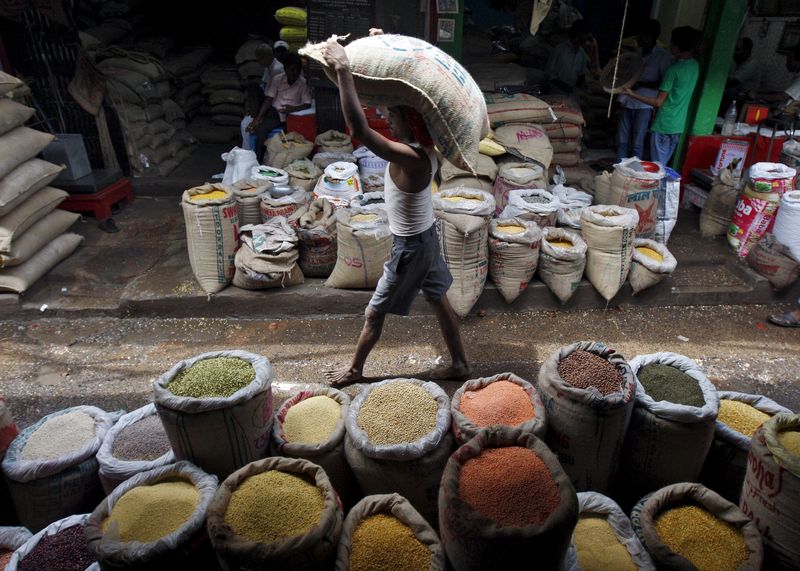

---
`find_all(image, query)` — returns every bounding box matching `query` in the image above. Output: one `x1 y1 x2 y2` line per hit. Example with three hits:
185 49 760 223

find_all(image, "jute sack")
581 205 638 302
0 71 22 95
286 158 322 192
700 391 790 504
632 483 762 571
260 188 307 221
0 525 31 558
539 94 586 125
432 187 495 217
488 218 542 303
700 167 741 237
181 184 238 295
315 129 353 154
492 162 547 215
629 239 677 295
740 414 800 570
598 159 663 238
345 378 453 525
550 138 581 153
483 92 554 127
435 209 489 318
313 151 357 171
551 151 580 167
336 493 445 571
95 403 177 494
563 492 654 571
538 341 635 494
538 227 587 304
153 350 274 479
266 132 314 169
616 352 719 510
440 175 494 194
0 159 63 217
451 372 547 444
500 188 560 228
746 233 800 290
0 209 78 268
301 34 488 174
231 179 271 227
493 123 553 170
206 457 342 571
1 406 112 532
5 514 93 571
325 207 392 289
271 388 359 510
86 461 218 570
233 251 304 290
0 99 35 137
0 127 55 182
0 233 83 294
288 198 338 278
542 122 583 138
439 427 578 570
440 153 498 183
551 184 593 230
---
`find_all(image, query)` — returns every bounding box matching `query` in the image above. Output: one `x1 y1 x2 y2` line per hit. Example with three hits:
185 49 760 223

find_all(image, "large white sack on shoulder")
773 190 800 262
581 205 639 302
221 147 258 186
433 188 495 216
629 239 677 295
301 34 488 174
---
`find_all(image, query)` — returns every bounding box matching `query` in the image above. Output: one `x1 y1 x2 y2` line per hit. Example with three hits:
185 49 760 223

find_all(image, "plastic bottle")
721 100 737 136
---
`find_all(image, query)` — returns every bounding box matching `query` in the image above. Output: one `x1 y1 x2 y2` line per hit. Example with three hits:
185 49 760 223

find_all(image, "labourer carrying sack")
317 30 479 387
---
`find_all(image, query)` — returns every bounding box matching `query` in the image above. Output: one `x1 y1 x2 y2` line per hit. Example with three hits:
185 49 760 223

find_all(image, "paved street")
1 303 798 428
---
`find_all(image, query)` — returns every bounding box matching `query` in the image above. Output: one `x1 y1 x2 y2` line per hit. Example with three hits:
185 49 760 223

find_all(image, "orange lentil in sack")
459 381 534 428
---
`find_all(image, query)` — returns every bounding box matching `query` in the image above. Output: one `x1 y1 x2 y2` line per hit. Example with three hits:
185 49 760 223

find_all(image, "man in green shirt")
623 26 700 166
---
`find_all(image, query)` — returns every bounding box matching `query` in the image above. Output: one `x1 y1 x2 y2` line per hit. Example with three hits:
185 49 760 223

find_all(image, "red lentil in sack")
438 428 578 571
450 372 546 444
537 342 635 494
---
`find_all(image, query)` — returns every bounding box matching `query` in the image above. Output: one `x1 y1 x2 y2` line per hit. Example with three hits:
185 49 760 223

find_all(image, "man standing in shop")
544 19 601 95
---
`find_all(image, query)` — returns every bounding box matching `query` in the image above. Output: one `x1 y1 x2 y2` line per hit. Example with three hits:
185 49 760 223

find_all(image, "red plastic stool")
60 179 134 221
286 113 317 142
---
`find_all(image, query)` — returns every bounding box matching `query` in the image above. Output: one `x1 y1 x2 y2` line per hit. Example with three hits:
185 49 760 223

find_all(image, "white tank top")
383 146 438 236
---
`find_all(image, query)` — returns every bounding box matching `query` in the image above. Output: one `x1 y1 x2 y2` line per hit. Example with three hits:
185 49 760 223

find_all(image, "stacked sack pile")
275 6 308 53
0 71 84 295
164 47 214 123
199 65 245 143
235 37 267 86
1 337 799 570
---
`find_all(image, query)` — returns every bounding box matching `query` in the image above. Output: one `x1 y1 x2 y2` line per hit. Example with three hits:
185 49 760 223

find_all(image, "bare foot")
325 366 363 387
430 363 472 381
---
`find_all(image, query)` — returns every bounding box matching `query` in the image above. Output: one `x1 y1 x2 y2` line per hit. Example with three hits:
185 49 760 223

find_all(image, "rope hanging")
608 0 630 119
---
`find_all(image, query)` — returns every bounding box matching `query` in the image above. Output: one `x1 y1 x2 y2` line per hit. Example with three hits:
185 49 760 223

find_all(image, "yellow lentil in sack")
283 395 341 445
547 239 574 248
442 196 483 202
778 428 800 457
635 246 664 262
351 213 379 223
573 516 637 571
718 399 772 438
189 190 229 201
350 514 432 571
496 224 525 234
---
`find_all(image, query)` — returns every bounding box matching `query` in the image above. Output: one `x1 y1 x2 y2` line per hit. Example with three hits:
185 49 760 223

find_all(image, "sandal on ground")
768 311 800 328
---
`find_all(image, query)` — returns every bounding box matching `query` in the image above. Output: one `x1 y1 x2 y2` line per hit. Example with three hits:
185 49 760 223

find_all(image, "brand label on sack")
729 196 779 257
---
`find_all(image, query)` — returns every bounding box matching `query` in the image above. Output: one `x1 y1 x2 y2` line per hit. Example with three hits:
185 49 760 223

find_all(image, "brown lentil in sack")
538 227 587 304
438 427 578 571
85 461 218 571
325 207 392 289
6 513 95 571
1 406 112 532
345 379 453 525
0 526 32 566
631 483 762 571
181 184 239 295
271 388 360 509
616 352 720 511
0 127 54 181
537 341 635 494
739 414 800 570
153 350 274 479
206 456 343 571
451 372 546 444
288 198 338 278
488 218 542 303
336 493 445 571
581 205 639 302
700 391 790 504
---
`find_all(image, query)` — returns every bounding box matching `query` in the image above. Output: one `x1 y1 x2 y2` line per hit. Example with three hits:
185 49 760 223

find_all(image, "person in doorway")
248 52 312 163
320 34 471 387
241 43 286 150
750 45 800 107
616 19 673 161
728 37 761 93
622 26 700 166
544 19 601 94
769 301 800 328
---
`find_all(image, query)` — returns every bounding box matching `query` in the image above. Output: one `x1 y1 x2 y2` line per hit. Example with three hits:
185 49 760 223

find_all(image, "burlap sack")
288 198 338 278
325 207 392 289
0 71 22 95
550 138 581 153
435 210 489 317
0 127 55 182
85 461 218 571
484 92 554 127
315 130 353 154
335 493 445 571
440 175 494 194
538 227 587 304
0 209 79 268
5 514 91 571
260 188 307 221
301 34 488 174
286 158 322 192
345 379 453 525
432 188 495 217
746 233 800 290
0 233 84 294
740 414 800 570
267 132 314 170
551 184 592 230
581 205 639 302
499 188 560 228
313 152 357 170
488 218 542 303
539 95 586 125
632 483 762 571
595 159 663 238
541 122 583 138
0 159 64 217
233 255 304 290
700 391 790 504
206 456 342 571
439 154 498 183
629 239 678 295
153 350 274 479
616 352 719 511
181 184 238 295
271 388 359 509
1 406 112 532
439 428 578 571
231 179 271 227
0 99 35 137
493 123 553 170
492 162 547 215
451 372 546 444
538 342 635 494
